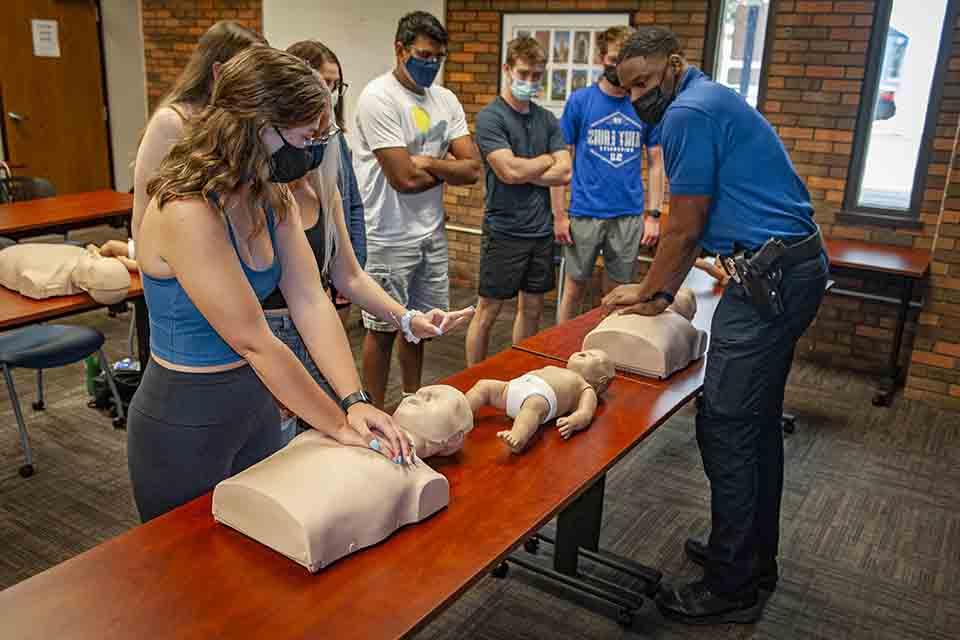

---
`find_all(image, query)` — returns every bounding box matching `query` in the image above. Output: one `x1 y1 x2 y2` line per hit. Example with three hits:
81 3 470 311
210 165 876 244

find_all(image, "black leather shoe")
684 538 779 592
656 580 763 625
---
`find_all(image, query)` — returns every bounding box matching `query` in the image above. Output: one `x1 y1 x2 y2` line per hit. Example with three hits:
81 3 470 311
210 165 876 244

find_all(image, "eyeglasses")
307 123 341 147
408 47 447 64
330 79 349 94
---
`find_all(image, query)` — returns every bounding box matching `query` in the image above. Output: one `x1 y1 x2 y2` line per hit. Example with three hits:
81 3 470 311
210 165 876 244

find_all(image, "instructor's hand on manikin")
602 284 671 317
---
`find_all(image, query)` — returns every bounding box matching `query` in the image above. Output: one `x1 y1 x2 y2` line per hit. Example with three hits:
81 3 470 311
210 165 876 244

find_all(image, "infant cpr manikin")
212 386 474 572
583 288 708 379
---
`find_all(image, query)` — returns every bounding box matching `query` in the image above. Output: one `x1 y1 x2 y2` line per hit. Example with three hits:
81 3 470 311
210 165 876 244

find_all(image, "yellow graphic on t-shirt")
412 106 431 135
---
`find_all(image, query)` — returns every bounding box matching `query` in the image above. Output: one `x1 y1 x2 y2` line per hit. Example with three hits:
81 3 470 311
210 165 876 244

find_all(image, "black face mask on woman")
268 127 326 183
631 64 678 127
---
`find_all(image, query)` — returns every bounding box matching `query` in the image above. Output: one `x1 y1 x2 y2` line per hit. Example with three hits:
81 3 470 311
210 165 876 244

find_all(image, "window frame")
703 0 779 110
839 0 959 228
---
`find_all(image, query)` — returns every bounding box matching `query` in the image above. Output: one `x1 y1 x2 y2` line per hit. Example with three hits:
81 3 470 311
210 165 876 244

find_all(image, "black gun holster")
721 230 823 321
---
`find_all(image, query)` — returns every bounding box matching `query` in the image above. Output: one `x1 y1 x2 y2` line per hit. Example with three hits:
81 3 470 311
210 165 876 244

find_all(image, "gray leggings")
127 360 281 522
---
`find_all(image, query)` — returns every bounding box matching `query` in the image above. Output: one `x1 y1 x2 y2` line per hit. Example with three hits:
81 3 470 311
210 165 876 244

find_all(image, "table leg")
554 474 605 574
134 297 150 367
873 277 914 407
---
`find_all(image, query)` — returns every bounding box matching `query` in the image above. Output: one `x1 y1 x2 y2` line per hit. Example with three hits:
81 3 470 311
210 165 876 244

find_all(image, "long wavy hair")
286 40 346 131
146 47 330 236
158 21 266 112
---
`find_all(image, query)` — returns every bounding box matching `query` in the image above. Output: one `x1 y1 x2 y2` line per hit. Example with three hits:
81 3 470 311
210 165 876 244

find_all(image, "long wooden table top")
0 190 132 237
823 237 930 278
0 346 707 640
0 273 143 331
516 267 723 370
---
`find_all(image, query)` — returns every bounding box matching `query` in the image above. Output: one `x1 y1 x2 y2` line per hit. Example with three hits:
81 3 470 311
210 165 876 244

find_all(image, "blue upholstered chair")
0 325 124 477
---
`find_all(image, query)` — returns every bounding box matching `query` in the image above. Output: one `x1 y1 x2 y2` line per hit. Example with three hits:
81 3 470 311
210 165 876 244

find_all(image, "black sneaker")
684 538 779 592
656 580 763 625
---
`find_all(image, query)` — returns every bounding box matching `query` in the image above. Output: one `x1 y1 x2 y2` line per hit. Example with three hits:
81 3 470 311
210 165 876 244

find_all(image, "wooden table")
822 238 931 406
0 190 132 240
0 273 147 365
0 345 709 639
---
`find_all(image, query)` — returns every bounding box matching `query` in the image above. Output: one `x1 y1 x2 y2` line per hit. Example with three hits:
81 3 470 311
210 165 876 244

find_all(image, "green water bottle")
84 354 100 396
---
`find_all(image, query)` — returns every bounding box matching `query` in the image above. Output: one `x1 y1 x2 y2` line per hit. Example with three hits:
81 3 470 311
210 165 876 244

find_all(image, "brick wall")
141 0 263 112
761 1 960 409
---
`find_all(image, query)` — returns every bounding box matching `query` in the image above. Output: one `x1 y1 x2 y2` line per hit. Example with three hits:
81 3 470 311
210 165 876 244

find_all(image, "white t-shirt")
354 72 470 246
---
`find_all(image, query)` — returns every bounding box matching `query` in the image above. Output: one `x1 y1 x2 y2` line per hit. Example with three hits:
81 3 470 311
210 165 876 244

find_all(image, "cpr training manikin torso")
0 243 131 304
583 287 708 379
212 386 473 572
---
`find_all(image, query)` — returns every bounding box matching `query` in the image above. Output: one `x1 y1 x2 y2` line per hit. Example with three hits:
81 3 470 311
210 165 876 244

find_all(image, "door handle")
7 112 27 121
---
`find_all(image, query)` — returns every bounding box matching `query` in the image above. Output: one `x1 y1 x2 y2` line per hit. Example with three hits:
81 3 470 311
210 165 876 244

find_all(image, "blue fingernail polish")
369 439 381 451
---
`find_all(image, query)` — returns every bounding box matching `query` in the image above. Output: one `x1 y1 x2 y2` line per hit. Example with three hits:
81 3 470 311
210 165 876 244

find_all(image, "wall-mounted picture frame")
503 12 631 117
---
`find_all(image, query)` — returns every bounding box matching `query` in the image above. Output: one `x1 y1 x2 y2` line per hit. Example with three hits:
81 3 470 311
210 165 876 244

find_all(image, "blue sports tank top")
142 204 282 366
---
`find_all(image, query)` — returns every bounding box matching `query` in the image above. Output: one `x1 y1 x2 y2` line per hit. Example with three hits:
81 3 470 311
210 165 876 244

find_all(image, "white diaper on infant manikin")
505 374 558 424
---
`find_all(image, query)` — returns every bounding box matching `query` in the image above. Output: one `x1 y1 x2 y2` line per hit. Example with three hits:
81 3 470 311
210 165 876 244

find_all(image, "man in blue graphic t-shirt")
552 25 665 324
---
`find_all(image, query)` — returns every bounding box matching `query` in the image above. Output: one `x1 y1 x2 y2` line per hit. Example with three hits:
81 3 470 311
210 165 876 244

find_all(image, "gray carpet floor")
1 226 958 639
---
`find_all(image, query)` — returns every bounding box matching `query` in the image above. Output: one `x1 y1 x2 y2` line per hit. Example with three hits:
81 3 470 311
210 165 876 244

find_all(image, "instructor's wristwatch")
340 390 373 413
649 290 674 305
645 209 662 219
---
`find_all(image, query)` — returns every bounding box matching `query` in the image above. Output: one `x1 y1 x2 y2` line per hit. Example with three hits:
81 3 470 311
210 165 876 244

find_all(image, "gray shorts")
563 215 643 283
362 228 450 332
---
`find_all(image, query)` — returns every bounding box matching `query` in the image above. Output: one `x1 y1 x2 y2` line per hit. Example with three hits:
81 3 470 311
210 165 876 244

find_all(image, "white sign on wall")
32 19 61 58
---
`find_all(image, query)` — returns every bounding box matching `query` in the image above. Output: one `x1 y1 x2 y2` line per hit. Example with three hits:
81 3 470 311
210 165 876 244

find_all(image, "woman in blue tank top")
127 47 415 522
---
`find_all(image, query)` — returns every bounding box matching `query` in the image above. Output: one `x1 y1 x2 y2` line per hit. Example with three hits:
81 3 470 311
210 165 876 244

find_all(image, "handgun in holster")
724 238 787 320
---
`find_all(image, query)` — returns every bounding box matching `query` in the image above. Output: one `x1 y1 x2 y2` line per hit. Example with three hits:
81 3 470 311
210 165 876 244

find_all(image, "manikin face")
73 247 130 305
567 349 615 393
669 288 697 321
393 385 474 458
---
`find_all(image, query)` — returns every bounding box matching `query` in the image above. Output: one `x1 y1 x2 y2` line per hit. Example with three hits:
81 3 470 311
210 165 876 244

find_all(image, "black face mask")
631 64 678 126
268 127 315 184
602 64 620 87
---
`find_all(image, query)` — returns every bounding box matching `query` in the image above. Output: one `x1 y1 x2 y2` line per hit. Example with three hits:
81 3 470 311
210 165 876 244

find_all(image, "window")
843 0 957 223
705 0 775 107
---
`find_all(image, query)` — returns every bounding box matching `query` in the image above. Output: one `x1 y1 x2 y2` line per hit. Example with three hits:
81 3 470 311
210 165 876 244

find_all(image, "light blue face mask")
510 77 540 101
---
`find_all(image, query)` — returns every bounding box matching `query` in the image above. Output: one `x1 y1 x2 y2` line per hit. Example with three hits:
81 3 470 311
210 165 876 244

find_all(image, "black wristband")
649 290 674 305
340 390 372 413
645 209 662 219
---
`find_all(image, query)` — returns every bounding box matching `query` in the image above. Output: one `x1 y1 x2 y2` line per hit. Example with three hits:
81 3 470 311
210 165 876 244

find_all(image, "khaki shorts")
563 215 643 283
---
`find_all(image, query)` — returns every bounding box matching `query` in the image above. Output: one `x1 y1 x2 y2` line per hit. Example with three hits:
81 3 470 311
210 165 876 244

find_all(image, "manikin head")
668 287 697 321
73 246 131 305
567 349 615 395
393 385 474 458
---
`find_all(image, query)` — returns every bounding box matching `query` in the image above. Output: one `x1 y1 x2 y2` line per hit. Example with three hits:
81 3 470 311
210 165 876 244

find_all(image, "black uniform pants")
697 252 829 596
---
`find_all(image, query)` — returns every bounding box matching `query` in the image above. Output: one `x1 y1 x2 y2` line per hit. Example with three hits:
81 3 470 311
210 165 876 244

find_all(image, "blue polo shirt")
660 67 816 255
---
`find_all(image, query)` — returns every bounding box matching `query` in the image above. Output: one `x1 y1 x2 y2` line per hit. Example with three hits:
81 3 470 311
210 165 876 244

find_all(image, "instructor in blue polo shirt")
605 27 828 625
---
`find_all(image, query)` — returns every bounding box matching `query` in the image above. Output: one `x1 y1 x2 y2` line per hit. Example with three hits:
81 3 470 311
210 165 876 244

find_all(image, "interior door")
0 0 113 194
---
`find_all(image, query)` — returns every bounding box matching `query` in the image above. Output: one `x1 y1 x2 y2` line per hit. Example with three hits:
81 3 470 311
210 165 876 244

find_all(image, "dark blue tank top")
142 204 282 366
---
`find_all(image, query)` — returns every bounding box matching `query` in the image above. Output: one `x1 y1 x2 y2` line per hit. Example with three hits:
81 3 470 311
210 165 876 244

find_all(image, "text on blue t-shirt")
560 84 659 219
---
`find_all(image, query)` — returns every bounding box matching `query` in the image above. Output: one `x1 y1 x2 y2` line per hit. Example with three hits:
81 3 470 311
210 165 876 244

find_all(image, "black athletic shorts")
478 229 556 300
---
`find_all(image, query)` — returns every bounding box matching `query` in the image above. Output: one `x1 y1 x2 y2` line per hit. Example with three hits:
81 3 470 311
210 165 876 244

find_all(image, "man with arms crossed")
465 36 571 366
354 11 481 407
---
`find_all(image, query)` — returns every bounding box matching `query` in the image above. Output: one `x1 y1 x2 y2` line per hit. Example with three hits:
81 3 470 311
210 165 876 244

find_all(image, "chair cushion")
0 325 104 369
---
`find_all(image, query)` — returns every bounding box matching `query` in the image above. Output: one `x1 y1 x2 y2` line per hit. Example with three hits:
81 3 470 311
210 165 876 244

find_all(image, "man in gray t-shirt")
465 36 572 366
